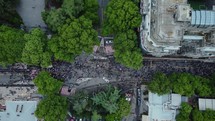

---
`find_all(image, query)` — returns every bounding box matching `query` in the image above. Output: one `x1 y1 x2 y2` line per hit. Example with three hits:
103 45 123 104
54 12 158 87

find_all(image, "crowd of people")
1 53 215 86
48 54 215 86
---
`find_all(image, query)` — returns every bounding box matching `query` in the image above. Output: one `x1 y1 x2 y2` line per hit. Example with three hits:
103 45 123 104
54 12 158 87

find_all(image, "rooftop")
147 92 187 121
0 101 37 121
198 98 215 111
140 0 215 58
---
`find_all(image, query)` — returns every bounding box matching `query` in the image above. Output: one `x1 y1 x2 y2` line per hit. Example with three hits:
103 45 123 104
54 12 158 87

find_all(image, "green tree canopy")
148 72 172 95
33 71 63 95
194 76 212 97
209 74 215 97
202 109 215 121
114 49 143 70
192 109 215 121
42 8 67 32
35 95 68 121
105 98 131 121
149 72 213 97
91 86 121 114
0 25 25 66
62 0 84 18
0 0 22 25
49 16 98 62
82 0 99 25
192 108 204 121
114 98 131 120
42 0 99 32
103 0 141 34
170 73 212 97
113 30 137 51
176 102 192 121
22 28 51 67
171 73 197 96
91 111 102 121
69 91 89 115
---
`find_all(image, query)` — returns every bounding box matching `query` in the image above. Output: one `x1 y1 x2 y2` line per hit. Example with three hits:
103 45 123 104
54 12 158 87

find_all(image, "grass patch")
188 0 205 10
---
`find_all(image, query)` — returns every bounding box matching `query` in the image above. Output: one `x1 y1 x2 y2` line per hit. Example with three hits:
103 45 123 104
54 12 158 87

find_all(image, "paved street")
48 53 215 90
16 0 47 29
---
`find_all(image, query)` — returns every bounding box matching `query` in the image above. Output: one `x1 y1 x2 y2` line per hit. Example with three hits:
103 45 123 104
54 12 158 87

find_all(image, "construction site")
140 0 215 58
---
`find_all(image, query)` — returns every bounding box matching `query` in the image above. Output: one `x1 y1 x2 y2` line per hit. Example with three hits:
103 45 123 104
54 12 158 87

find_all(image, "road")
0 54 215 89
48 54 215 90
16 0 47 30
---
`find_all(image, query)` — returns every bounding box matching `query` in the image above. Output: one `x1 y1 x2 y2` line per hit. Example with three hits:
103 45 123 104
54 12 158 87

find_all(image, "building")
140 0 215 58
60 86 76 96
0 101 37 121
142 92 188 121
198 98 215 111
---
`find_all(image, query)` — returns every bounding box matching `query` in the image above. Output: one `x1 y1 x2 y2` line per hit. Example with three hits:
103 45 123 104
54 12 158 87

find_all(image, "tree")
91 86 121 114
192 108 204 121
0 0 22 26
62 0 84 18
0 25 25 66
105 114 116 121
170 73 212 97
113 30 137 51
114 98 131 120
209 74 215 97
35 95 68 121
49 16 98 62
33 71 63 95
148 72 172 95
105 98 130 121
91 111 102 121
114 49 143 70
22 28 51 67
176 102 192 121
171 73 196 96
202 109 215 121
192 109 215 121
69 91 89 115
195 76 212 97
42 8 67 32
103 0 141 34
82 0 99 25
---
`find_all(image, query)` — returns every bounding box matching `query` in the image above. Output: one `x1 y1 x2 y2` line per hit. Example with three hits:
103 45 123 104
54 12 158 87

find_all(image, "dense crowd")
48 54 215 84
1 54 215 86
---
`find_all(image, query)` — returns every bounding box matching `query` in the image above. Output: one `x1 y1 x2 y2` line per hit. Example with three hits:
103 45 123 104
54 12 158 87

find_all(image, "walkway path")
16 0 47 30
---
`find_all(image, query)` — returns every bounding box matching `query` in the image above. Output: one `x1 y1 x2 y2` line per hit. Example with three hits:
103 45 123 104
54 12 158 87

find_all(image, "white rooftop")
171 94 181 106
148 92 183 121
0 101 37 121
199 98 215 111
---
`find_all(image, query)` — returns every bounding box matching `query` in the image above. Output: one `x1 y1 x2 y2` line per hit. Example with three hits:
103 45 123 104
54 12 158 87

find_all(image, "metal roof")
183 35 204 40
191 10 215 26
199 98 215 111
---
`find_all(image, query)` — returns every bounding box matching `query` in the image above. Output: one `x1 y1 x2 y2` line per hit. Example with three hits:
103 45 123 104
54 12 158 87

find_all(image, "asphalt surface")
16 0 47 29
47 53 215 90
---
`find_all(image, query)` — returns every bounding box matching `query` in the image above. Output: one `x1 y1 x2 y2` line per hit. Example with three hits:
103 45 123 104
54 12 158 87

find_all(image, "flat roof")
148 92 177 121
171 94 181 106
0 101 37 121
199 98 215 111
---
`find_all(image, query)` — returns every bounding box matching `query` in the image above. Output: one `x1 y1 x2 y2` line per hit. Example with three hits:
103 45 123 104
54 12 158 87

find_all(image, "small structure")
60 86 76 96
144 92 188 121
198 98 215 111
0 101 37 121
175 4 192 22
104 46 115 55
